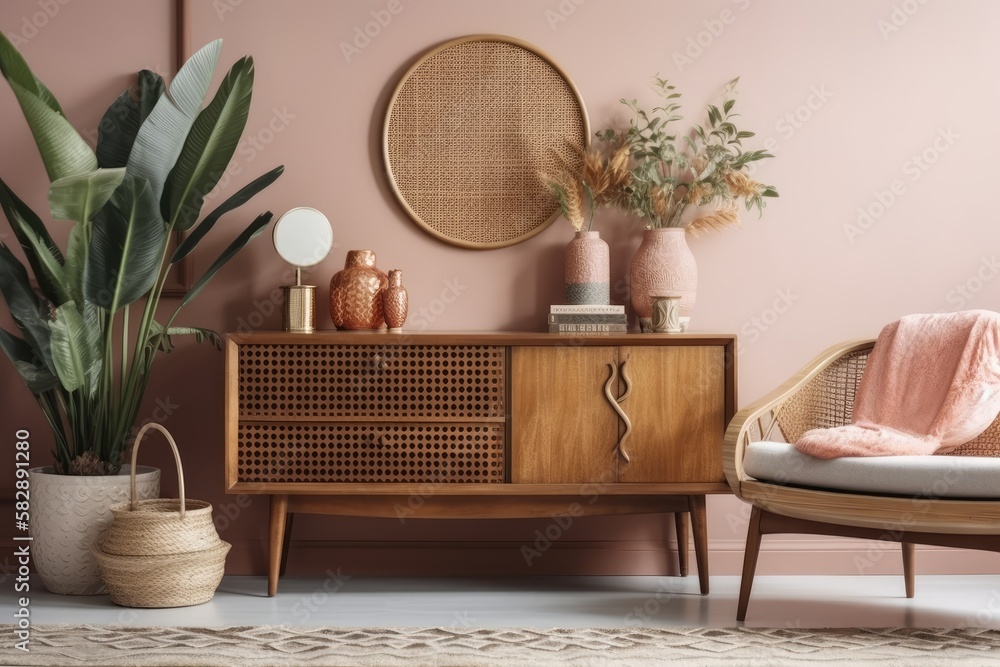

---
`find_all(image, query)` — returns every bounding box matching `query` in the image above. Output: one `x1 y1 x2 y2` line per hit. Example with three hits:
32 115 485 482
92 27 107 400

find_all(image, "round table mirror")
272 207 334 269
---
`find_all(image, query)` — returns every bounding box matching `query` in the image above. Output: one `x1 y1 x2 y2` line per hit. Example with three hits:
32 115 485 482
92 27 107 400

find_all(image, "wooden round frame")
383 35 590 250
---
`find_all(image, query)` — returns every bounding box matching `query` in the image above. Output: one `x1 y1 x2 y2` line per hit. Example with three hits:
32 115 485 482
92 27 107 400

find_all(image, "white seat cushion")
743 441 1000 498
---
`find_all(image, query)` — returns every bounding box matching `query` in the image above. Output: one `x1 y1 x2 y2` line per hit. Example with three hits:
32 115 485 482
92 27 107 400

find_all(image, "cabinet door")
616 346 726 483
511 346 618 484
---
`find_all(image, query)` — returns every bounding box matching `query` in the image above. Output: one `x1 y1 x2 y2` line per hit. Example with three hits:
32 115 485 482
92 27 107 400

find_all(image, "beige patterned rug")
3 625 1000 666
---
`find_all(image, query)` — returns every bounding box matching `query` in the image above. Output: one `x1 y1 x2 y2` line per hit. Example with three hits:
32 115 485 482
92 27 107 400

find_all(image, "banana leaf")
172 165 284 263
48 167 126 223
84 176 166 312
0 326 58 394
96 70 165 169
126 40 222 206
0 32 62 114
147 321 223 355
181 211 272 307
0 243 53 370
3 77 96 181
48 300 101 394
164 56 255 231
0 177 67 305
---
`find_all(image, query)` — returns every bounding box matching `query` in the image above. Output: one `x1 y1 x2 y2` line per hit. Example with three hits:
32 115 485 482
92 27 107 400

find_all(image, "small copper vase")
329 250 388 330
383 269 408 332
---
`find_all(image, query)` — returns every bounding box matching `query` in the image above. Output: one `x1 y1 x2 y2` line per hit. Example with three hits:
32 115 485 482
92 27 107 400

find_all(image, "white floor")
10 575 1000 629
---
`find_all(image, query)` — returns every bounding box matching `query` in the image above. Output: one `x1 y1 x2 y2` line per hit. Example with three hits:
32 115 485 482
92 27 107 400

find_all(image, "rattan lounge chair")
724 339 1000 621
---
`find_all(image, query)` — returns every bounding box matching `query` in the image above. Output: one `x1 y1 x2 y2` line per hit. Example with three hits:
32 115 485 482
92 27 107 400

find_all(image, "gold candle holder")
283 281 316 333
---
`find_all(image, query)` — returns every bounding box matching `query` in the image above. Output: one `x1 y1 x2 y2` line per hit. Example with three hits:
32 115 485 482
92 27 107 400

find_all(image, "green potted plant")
0 35 283 594
597 77 778 329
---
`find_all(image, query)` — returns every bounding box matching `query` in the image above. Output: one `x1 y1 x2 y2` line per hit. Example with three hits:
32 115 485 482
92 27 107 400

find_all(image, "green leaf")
6 80 97 182
165 56 255 231
48 168 126 223
96 70 165 169
723 99 735 114
0 242 53 369
0 326 59 394
172 164 284 263
85 175 167 312
0 177 67 304
181 211 272 307
64 225 88 308
147 321 223 354
48 300 101 394
0 32 62 114
18 222 68 305
126 40 223 206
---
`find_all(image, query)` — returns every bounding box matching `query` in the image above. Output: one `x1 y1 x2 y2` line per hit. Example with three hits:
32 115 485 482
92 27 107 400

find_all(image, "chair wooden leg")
689 495 709 595
279 512 295 577
737 506 764 622
902 541 915 598
675 512 690 577
268 495 288 597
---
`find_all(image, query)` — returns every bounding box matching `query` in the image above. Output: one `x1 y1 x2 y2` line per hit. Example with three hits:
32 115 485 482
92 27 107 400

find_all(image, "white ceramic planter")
28 466 160 595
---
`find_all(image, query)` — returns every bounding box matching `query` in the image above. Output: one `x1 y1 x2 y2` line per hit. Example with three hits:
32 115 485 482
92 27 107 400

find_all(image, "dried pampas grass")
687 201 741 237
725 170 764 198
539 168 586 231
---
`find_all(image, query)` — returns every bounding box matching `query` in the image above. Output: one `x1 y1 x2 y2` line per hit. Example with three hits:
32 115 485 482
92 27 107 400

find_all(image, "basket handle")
130 423 186 518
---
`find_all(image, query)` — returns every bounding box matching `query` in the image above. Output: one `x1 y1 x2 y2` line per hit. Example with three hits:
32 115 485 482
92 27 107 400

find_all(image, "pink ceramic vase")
564 230 610 305
383 269 408 331
329 250 388 330
629 228 697 331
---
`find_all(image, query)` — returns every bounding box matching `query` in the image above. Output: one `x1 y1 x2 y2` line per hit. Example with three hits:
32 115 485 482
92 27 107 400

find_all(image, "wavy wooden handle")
616 360 633 462
604 362 632 463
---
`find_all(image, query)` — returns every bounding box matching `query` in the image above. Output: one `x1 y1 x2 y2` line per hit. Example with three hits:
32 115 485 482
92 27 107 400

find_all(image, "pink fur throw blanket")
795 310 1000 458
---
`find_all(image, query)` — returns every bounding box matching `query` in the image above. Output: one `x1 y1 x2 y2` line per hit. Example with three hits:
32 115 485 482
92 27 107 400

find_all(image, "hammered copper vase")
383 269 408 331
630 228 697 332
330 250 389 330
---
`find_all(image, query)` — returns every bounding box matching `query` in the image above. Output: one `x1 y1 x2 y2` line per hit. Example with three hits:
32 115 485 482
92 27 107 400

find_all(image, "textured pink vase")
564 231 610 305
629 228 697 330
383 269 408 331
329 250 389 330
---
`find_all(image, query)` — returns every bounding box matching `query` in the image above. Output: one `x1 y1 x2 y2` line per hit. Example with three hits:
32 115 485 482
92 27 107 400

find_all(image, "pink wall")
2 0 999 577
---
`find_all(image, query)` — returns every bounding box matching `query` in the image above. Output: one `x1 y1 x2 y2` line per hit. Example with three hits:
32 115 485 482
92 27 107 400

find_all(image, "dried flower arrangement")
541 77 778 236
598 77 778 235
539 143 631 232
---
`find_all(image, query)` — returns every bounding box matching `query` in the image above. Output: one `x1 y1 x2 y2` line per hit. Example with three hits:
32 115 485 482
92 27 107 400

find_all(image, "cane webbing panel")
777 350 870 444
777 347 1000 457
238 345 506 419
238 423 505 483
951 413 1000 457
384 36 588 248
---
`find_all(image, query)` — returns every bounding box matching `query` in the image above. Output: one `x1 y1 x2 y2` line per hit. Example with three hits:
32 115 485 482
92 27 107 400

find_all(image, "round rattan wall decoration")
383 35 590 249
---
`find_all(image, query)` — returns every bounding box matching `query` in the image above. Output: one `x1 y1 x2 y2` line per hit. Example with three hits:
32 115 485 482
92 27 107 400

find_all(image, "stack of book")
548 304 627 334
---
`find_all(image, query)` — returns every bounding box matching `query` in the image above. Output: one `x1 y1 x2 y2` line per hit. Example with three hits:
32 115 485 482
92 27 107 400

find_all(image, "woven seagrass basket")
93 423 231 608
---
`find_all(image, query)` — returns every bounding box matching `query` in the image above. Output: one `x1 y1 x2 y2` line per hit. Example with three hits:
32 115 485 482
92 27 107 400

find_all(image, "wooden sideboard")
225 331 736 596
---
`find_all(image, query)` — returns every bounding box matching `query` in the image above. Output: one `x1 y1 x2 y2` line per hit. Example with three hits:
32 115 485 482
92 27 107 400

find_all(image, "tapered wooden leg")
279 512 295 577
268 495 288 597
689 495 709 595
675 512 690 577
902 541 915 598
737 506 764 622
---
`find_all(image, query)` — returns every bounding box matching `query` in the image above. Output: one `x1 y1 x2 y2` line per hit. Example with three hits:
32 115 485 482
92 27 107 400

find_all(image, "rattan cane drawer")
237 344 506 419
237 422 506 483
233 342 508 484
